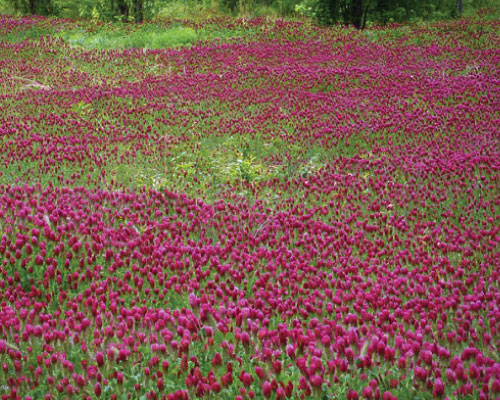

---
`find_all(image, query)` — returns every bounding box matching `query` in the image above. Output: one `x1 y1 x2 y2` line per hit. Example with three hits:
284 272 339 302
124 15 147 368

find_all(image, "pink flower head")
262 381 272 398
433 378 445 397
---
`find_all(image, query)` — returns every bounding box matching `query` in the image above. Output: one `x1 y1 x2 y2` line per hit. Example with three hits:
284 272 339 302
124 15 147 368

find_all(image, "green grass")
0 18 255 50
0 24 55 42
62 25 199 49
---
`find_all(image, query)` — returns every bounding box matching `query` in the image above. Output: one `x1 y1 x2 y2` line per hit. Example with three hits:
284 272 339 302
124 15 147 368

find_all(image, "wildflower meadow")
0 14 499 400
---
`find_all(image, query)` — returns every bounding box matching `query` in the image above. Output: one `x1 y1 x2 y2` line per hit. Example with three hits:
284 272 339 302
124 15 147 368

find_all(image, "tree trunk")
29 0 36 14
351 0 363 29
457 0 462 14
135 0 144 22
116 0 129 19
361 0 369 29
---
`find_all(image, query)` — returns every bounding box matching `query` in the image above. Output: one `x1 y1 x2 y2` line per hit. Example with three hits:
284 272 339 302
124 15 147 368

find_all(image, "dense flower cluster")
0 14 499 400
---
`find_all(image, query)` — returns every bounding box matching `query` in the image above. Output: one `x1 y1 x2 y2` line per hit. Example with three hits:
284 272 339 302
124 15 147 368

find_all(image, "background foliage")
0 0 499 26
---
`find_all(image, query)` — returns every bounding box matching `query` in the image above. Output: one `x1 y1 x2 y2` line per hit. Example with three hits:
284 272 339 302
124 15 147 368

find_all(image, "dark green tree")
8 0 59 15
316 0 459 28
5 0 145 20
109 0 145 21
317 0 368 28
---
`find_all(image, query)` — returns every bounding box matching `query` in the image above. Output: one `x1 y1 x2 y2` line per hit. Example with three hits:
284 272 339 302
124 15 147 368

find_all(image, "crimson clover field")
0 14 499 400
